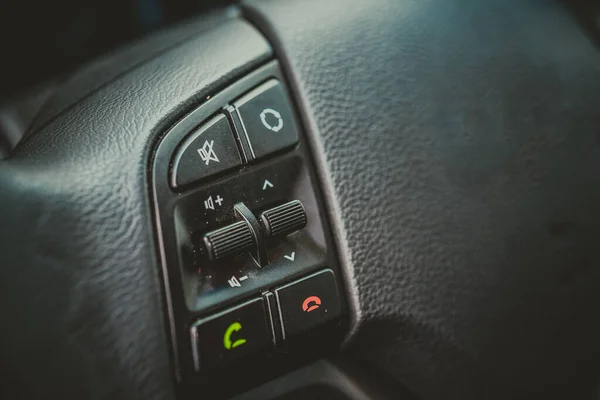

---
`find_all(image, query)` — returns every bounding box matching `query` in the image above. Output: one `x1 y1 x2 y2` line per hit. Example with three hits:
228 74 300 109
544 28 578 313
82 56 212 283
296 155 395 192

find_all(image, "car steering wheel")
2 1 600 399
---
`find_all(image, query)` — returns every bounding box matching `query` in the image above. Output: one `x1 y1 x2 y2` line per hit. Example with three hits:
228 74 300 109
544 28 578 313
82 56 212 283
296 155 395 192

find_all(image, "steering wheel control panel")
190 270 341 372
151 61 347 396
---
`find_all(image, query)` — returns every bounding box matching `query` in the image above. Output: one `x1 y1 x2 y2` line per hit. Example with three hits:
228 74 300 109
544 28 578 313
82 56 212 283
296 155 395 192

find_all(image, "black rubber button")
275 269 341 339
190 298 272 372
235 80 299 160
171 114 242 188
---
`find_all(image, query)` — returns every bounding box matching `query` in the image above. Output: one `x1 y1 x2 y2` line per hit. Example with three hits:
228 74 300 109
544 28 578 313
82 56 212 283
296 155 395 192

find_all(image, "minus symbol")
239 276 248 281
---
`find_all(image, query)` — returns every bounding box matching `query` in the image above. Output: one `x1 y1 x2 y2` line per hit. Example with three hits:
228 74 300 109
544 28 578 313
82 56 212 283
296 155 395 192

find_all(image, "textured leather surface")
0 9 271 400
26 8 238 136
245 0 600 398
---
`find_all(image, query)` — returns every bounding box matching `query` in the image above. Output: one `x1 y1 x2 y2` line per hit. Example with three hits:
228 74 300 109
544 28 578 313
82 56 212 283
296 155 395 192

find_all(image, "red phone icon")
302 296 322 312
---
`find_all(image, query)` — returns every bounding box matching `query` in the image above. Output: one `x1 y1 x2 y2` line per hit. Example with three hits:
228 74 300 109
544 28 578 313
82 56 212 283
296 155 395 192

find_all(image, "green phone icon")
223 321 247 350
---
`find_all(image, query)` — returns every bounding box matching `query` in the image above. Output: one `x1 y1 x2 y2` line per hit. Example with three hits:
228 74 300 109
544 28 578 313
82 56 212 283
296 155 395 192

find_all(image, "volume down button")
203 221 254 261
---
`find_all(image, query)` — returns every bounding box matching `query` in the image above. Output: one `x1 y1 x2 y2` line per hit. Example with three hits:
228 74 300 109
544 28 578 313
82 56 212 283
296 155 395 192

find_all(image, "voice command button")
234 80 299 160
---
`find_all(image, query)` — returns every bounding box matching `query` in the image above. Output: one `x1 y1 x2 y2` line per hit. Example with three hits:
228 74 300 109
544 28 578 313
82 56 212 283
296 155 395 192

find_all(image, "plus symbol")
215 195 224 206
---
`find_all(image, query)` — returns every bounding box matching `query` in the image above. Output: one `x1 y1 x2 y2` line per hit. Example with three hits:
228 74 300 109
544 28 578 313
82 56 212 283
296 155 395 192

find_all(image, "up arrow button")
262 179 274 190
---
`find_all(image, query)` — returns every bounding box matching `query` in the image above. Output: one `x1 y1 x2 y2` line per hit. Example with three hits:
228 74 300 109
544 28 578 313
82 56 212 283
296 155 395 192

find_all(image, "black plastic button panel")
151 62 345 392
175 155 326 313
189 269 341 373
200 199 307 265
169 79 299 190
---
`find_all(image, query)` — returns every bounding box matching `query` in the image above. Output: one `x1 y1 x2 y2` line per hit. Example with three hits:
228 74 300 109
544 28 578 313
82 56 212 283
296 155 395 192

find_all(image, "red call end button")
302 296 322 312
274 269 342 338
